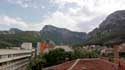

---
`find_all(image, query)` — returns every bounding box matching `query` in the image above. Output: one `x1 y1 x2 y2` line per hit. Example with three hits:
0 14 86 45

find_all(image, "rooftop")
0 49 32 55
44 58 118 70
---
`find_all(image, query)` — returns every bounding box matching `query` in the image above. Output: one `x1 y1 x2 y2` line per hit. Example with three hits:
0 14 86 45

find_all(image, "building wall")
21 43 32 50
54 45 73 52
0 49 32 70
36 42 40 55
39 41 54 54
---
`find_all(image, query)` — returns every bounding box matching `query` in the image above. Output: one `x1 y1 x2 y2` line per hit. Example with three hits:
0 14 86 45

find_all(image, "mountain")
0 10 124 47
0 26 87 48
0 28 22 34
40 25 87 45
9 28 23 33
86 10 125 45
0 29 41 48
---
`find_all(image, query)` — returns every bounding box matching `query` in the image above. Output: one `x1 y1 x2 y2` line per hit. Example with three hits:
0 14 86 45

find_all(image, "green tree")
43 48 99 67
43 48 66 66
28 54 46 70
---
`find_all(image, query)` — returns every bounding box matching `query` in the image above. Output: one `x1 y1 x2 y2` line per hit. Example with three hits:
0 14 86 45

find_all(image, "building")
36 40 74 54
36 41 55 54
0 42 34 70
119 43 125 52
54 45 73 52
36 42 41 55
21 42 32 50
0 49 32 70
100 47 113 56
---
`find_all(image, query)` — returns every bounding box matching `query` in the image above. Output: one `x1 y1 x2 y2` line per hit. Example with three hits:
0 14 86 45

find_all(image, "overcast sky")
0 0 125 32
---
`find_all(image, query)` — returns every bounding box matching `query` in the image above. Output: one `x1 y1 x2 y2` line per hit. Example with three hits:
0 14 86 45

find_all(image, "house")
119 43 125 52
100 47 113 56
36 40 73 54
36 41 55 54
21 42 32 50
54 45 73 52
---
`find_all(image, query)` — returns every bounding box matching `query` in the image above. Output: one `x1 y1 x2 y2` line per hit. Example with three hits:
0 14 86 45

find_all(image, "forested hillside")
86 10 125 45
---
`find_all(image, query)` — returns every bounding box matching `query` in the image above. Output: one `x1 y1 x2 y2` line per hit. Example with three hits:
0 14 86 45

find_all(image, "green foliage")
85 31 125 45
28 54 46 70
73 49 99 58
42 48 99 67
28 48 99 69
43 48 66 66
0 32 41 48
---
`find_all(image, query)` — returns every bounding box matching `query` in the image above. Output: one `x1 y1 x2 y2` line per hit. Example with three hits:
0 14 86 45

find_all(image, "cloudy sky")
0 0 125 32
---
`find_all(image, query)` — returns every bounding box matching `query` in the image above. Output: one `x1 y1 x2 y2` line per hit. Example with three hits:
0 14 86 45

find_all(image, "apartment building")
0 43 33 70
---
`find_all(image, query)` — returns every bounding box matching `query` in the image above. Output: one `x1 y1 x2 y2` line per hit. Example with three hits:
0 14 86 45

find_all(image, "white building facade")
54 45 73 52
21 43 32 50
0 49 32 70
0 43 34 70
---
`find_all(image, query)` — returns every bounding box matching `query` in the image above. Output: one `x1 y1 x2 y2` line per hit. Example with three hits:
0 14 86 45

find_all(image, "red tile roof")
45 60 76 70
44 58 118 70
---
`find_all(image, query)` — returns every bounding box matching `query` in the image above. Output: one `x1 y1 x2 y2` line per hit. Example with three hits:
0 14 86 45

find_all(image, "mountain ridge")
0 10 125 47
0 25 87 48
86 10 125 45
40 25 87 45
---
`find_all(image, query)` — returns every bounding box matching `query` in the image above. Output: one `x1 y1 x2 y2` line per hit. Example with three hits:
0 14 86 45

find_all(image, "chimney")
113 44 119 64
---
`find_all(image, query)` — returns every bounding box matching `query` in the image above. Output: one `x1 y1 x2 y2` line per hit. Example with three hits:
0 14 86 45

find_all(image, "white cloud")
77 15 106 32
0 16 44 31
50 0 125 32
24 11 82 32
51 0 83 7
2 0 125 32
37 11 81 31
7 0 32 8
0 16 28 30
52 0 125 14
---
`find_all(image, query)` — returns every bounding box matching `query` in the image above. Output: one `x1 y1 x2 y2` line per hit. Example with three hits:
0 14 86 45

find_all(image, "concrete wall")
54 45 73 52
